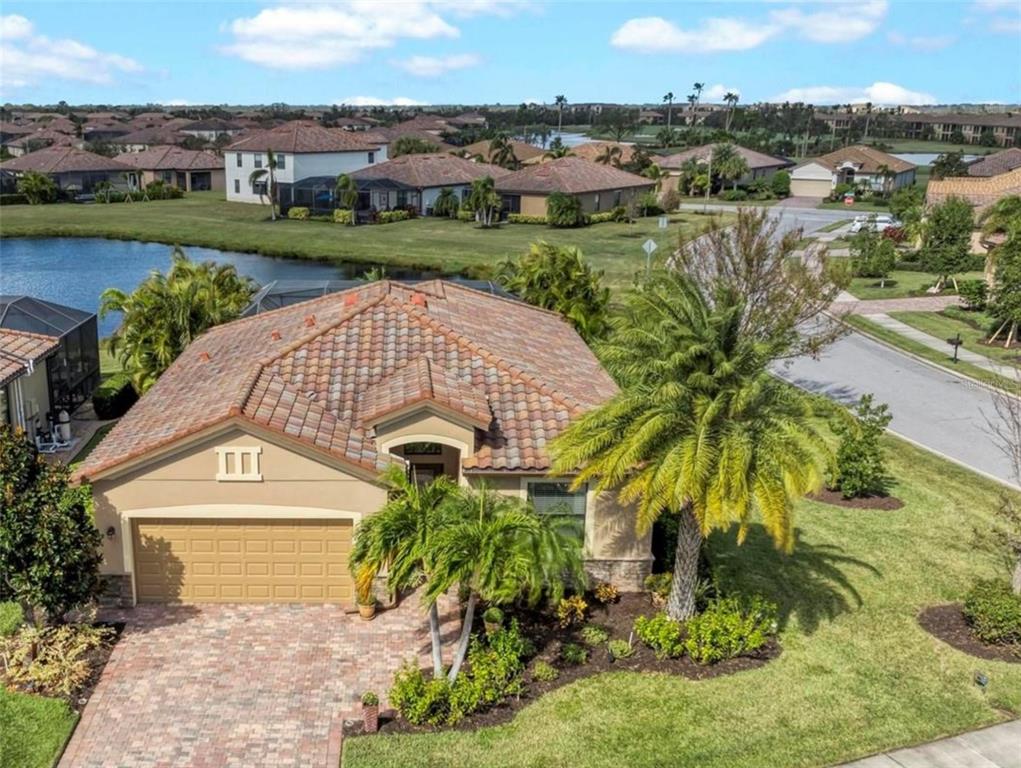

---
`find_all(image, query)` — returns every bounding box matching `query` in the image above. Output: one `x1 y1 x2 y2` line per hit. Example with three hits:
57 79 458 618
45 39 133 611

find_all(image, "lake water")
0 237 425 336
892 152 979 166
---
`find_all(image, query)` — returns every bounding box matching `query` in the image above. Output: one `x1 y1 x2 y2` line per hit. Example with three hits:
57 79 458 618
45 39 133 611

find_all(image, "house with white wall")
225 121 385 205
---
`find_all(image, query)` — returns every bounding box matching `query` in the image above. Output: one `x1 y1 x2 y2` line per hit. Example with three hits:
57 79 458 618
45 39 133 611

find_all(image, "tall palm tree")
595 144 623 168
248 149 279 220
350 466 459 677
692 82 704 108
663 92 675 131
641 163 667 193
551 270 827 620
723 92 740 132
555 94 567 135
862 102 873 142
335 173 359 225
467 175 500 227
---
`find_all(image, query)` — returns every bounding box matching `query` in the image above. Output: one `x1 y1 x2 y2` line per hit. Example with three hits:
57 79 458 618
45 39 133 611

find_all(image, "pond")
891 152 979 166
0 237 431 336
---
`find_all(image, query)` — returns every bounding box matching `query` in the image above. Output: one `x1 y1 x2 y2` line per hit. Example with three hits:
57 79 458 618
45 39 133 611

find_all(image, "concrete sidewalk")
840 720 1021 767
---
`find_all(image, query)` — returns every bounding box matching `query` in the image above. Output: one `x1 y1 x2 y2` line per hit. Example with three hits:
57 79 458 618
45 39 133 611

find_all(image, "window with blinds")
527 481 587 517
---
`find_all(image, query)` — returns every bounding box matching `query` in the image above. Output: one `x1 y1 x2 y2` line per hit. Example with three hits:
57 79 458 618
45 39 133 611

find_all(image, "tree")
988 233 1021 348
543 136 573 159
930 151 970 180
488 134 519 170
922 196 974 290
248 149 279 220
432 187 459 218
100 249 257 391
875 163 896 198
555 94 567 135
595 144 623 168
889 185 925 220
829 395 892 499
655 127 679 149
692 82 704 108
16 171 57 204
545 191 585 227
662 92 674 132
850 229 897 287
335 172 359 214
723 92 740 132
676 157 703 196
0 425 103 624
978 195 1021 285
641 162 666 193
716 146 750 190
466 175 501 228
551 270 827 620
770 170 791 198
392 136 438 157
498 241 611 342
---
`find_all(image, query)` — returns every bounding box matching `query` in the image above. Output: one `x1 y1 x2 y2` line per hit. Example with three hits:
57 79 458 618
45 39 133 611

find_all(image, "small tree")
889 185 924 220
432 187 459 218
922 196 974 291
466 176 500 228
770 170 790 198
0 425 103 624
248 149 279 220
989 233 1021 348
930 151 970 180
829 395 892 499
392 136 439 156
546 191 585 227
334 173 359 225
850 229 897 287
16 171 57 205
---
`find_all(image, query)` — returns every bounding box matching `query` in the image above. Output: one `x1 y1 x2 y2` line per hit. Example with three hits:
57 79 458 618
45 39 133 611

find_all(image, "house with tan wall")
927 167 1021 215
76 281 652 607
114 145 225 192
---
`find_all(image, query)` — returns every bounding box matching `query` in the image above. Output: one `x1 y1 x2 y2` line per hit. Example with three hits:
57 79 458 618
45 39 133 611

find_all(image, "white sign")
658 216 668 230
642 239 658 256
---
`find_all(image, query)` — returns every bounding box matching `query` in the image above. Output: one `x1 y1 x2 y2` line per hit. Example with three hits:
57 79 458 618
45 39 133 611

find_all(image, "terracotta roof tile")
796 145 915 175
968 148 1021 178
114 145 223 171
0 329 59 386
227 121 379 154
658 145 791 171
352 153 509 188
1 147 133 174
927 167 1021 214
495 156 654 195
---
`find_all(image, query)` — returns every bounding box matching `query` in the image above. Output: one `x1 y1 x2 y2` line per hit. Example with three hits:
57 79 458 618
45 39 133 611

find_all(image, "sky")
0 0 1019 107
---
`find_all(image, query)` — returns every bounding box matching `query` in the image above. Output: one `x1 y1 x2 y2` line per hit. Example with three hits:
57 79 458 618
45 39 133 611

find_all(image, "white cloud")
989 15 1021 32
393 53 480 77
886 31 955 51
973 0 1017 10
158 99 194 106
770 0 887 43
0 14 142 91
773 81 935 106
703 84 741 102
335 96 426 106
429 0 531 17
971 0 1021 33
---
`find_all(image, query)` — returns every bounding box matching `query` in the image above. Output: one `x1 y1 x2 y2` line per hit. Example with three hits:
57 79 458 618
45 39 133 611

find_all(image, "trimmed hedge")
0 193 29 206
287 206 310 220
0 602 24 637
507 213 547 225
378 210 411 224
333 209 353 224
586 211 617 224
456 208 475 222
92 374 138 419
963 580 1021 647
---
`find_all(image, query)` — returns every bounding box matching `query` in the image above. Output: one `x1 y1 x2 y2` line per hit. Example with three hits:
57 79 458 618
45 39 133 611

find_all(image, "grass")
877 140 999 155
0 688 78 768
819 219 852 233
818 200 892 212
848 269 986 300
344 437 1021 768
677 196 778 208
844 314 1014 391
0 193 726 292
889 309 1019 370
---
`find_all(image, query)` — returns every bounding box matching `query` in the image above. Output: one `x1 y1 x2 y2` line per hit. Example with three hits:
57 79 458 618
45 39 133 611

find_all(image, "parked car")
850 214 902 234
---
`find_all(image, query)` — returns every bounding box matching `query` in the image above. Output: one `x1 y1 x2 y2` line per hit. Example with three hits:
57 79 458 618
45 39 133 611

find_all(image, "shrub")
593 582 620 604
287 206 310 220
830 394 892 499
958 279 988 311
507 213 548 224
882 226 907 243
719 189 748 202
962 580 1021 647
644 572 672 607
637 191 663 216
560 642 588 665
333 208 353 225
586 211 615 224
0 602 23 637
389 663 454 726
659 188 680 212
0 193 29 206
483 606 504 625
607 638 634 659
361 691 379 706
634 612 685 659
556 595 588 628
683 596 778 665
0 623 113 698
579 624 609 647
92 374 139 419
377 210 411 224
547 192 585 228
829 182 854 202
532 660 559 681
770 170 791 198
850 230 897 283
456 207 475 222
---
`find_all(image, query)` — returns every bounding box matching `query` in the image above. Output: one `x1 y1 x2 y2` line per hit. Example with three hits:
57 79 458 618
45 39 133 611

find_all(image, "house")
0 121 35 144
495 156 654 216
568 141 639 166
966 148 1021 177
5 129 74 157
459 138 545 166
81 121 132 143
657 145 791 184
789 145 916 198
894 112 1021 148
114 146 225 192
0 146 133 193
179 118 243 142
350 153 510 214
365 126 458 155
638 110 665 125
927 167 1021 214
110 126 189 153
0 296 100 439
225 121 385 205
76 280 651 606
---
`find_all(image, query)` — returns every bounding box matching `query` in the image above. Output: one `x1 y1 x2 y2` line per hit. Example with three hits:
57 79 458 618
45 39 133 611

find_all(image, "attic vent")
304 314 317 327
410 292 427 307
271 329 282 341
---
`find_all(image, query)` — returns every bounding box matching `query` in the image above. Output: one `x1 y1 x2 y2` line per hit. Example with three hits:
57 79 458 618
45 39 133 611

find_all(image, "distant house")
0 146 133 193
114 145 225 192
350 153 510 215
568 141 639 166
179 118 243 142
966 148 1021 178
789 145 916 198
81 121 132 143
0 121 35 145
638 110 665 125
225 121 384 205
0 295 100 439
894 113 1021 148
658 145 792 186
365 127 457 156
5 129 74 157
110 126 188 153
459 138 545 166
495 156 654 216
927 167 1021 214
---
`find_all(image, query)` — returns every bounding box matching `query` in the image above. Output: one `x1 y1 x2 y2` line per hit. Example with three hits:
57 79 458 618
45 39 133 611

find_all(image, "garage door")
132 518 353 604
789 178 832 198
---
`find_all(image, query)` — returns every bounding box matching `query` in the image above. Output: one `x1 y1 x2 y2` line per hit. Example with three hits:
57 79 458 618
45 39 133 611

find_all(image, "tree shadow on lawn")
709 525 881 635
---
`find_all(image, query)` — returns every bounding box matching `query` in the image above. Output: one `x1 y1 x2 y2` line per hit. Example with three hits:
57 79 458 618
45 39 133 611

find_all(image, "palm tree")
862 102 873 142
433 187 459 219
979 195 1021 286
488 134 519 170
678 157 703 196
543 136 573 159
551 270 826 620
724 92 740 132
334 173 359 225
692 82 704 109
663 92 675 131
467 175 500 227
248 149 279 220
426 483 583 681
875 164 896 198
555 94 567 135
15 171 57 205
717 147 750 190
595 144 623 168
686 94 697 123
656 127 679 149
641 163 667 193
350 466 459 677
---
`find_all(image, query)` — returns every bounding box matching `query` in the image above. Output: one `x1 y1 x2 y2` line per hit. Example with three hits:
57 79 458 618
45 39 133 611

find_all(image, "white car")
849 214 901 234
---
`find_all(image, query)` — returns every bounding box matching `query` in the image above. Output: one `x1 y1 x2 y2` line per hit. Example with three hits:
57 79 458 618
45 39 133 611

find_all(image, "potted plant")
361 691 379 733
357 589 377 621
483 606 504 634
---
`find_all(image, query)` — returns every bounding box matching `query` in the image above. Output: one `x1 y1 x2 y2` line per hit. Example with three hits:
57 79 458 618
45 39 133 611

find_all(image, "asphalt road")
775 326 1018 489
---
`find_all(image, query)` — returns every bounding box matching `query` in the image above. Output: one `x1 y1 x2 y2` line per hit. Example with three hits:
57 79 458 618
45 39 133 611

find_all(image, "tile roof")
77 281 617 480
967 148 1021 178
180 118 241 132
227 121 380 154
495 156 655 195
352 153 509 188
568 142 640 165
110 126 187 146
0 329 59 387
658 144 790 171
0 146 133 174
927 167 1021 214
797 145 915 175
461 139 545 163
6 130 74 150
114 145 223 171
364 127 457 152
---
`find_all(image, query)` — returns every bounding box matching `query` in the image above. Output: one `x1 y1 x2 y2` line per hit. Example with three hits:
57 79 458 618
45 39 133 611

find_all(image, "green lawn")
818 200 891 212
890 309 1019 370
0 193 723 292
0 688 77 768
848 269 986 300
344 437 1021 768
677 196 778 208
877 140 999 155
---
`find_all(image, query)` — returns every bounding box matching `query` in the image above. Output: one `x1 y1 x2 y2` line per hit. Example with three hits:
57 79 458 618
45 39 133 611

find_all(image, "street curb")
884 429 1021 493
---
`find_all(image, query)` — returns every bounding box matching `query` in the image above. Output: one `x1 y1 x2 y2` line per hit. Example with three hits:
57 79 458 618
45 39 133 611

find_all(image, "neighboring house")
638 110 665 125
114 145 225 192
460 138 545 166
225 121 385 205
350 154 510 214
894 112 1021 148
81 121 132 143
76 280 651 606
0 121 35 144
0 296 100 437
927 167 1021 214
658 145 791 184
110 126 188 153
967 148 1021 177
5 129 74 157
179 118 243 142
789 145 916 198
0 147 133 193
365 126 457 156
569 141 639 166
495 156 654 216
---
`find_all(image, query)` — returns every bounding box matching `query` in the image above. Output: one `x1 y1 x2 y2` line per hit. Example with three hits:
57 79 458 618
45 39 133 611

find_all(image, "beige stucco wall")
519 187 653 217
520 194 548 217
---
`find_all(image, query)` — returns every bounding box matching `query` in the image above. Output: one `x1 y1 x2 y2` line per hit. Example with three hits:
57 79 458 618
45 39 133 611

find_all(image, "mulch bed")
808 487 904 511
345 592 781 737
918 604 1020 664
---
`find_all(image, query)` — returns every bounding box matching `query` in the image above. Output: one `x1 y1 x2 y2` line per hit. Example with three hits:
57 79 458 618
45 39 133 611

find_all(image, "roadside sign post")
643 238 658 276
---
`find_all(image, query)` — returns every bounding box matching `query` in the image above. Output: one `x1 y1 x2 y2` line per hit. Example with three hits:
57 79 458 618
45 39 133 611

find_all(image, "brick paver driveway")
60 599 438 768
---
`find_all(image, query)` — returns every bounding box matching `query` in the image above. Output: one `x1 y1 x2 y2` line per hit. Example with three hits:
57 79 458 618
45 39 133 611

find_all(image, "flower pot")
358 602 377 621
363 703 379 734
